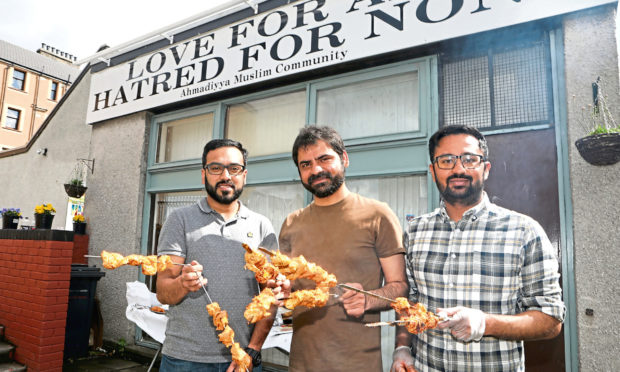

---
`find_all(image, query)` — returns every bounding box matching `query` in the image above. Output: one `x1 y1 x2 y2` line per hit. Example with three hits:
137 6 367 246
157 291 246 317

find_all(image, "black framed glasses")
204 162 245 176
433 154 485 170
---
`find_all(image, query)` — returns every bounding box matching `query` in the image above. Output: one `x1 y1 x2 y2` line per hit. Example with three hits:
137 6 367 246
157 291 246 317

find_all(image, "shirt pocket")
408 241 448 290
471 240 521 312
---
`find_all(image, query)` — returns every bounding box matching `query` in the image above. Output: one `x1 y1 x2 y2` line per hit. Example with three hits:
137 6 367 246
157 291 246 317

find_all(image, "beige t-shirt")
279 193 404 372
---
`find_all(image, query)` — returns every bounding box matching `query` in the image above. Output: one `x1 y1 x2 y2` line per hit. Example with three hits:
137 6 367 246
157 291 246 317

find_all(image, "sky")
0 0 237 62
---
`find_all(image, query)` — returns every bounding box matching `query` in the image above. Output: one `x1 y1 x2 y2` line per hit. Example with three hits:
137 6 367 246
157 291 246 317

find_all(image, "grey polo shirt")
157 197 278 363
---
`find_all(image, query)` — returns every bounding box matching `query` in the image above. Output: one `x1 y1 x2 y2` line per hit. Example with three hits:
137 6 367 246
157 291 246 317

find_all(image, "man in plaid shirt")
391 125 565 372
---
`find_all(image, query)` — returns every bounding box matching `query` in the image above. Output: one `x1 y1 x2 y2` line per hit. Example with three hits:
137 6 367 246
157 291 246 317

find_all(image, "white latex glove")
437 306 486 342
390 346 416 372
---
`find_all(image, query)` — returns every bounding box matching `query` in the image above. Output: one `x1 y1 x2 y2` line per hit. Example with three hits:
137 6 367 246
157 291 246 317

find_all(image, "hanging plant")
64 160 89 198
575 133 620 165
574 78 620 166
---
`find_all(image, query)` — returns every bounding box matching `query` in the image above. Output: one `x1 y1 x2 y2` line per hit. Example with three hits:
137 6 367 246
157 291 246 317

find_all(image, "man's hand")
340 282 366 318
226 361 253 372
390 346 416 372
181 260 208 292
437 306 486 341
266 274 290 305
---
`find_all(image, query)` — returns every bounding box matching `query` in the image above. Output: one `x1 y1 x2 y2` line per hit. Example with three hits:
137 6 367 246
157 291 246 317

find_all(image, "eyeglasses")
433 154 485 170
204 162 245 176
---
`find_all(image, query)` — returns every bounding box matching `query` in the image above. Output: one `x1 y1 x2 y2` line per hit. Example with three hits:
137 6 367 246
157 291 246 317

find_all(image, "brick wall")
0 230 85 371
72 235 89 265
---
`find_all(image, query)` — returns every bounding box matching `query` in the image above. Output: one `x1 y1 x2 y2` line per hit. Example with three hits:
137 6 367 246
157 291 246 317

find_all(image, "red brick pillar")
0 230 85 371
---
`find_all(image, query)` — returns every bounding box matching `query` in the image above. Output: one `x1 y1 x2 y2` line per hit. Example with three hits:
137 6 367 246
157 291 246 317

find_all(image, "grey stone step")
0 362 27 372
0 341 14 355
0 341 14 363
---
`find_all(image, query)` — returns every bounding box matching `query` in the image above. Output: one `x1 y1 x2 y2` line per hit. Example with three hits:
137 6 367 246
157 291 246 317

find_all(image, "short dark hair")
428 125 488 162
202 139 248 169
292 126 346 166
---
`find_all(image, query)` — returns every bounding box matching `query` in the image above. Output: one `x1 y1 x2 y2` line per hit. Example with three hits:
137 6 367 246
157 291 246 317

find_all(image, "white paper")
125 281 168 343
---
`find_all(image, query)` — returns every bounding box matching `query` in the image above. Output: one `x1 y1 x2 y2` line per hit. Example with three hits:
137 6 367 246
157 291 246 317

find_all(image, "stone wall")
85 111 151 344
563 4 620 371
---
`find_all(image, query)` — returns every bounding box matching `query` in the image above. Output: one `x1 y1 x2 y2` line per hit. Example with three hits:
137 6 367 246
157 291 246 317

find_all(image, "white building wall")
0 70 91 226
87 111 151 343
563 5 620 371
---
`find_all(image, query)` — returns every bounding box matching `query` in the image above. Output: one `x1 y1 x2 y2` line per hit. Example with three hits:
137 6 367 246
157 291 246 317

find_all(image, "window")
12 70 25 90
147 191 204 290
50 82 59 100
5 108 20 130
148 183 304 273
226 91 306 157
240 183 305 236
156 112 214 163
441 32 553 130
347 174 428 227
315 70 420 140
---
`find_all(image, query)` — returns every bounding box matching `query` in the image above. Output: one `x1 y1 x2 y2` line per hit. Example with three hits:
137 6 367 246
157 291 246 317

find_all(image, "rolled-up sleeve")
519 221 565 322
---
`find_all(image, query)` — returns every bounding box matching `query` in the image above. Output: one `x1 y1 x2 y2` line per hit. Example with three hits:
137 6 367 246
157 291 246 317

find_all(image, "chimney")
37 42 78 65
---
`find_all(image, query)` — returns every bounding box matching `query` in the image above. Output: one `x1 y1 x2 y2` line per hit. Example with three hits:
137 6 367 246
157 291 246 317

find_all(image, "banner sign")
86 0 615 124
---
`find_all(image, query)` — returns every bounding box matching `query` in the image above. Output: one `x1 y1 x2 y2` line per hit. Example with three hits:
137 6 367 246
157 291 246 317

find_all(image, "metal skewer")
193 271 213 304
83 255 185 265
365 313 451 328
337 283 397 303
258 247 275 256
365 319 413 327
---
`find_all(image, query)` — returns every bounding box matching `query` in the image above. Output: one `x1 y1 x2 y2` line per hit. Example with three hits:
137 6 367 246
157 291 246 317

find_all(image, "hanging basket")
64 159 92 198
64 184 88 198
575 133 620 166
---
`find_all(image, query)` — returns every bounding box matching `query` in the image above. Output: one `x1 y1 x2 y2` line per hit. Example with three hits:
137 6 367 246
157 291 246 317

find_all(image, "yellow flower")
73 214 85 223
35 203 56 215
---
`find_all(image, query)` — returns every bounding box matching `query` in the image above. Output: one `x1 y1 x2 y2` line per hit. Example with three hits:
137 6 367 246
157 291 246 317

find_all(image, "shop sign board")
86 0 615 124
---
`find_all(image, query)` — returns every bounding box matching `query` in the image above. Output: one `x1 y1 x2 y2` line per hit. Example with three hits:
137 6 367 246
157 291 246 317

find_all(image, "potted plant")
64 178 88 198
73 213 87 235
34 203 56 229
574 79 620 165
1 208 21 229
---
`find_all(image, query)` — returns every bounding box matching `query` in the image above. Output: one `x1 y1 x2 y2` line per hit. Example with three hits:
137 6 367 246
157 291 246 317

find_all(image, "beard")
205 177 243 205
302 170 345 198
436 173 484 207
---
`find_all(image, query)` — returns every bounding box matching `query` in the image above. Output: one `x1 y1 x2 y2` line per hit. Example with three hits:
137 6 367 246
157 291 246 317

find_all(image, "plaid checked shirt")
405 193 565 372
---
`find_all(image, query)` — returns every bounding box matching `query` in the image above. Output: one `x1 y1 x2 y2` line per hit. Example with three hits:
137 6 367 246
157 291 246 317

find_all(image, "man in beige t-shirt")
279 126 409 372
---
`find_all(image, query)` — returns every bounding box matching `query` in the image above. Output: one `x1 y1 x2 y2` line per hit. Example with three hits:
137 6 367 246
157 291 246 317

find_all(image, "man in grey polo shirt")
156 139 278 372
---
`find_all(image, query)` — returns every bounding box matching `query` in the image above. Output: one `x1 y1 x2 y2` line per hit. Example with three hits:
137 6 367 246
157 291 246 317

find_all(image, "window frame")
49 81 59 101
224 87 308 158
11 69 26 91
439 28 555 134
308 61 432 145
5 108 21 130
141 57 440 286
148 103 220 172
145 57 437 194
